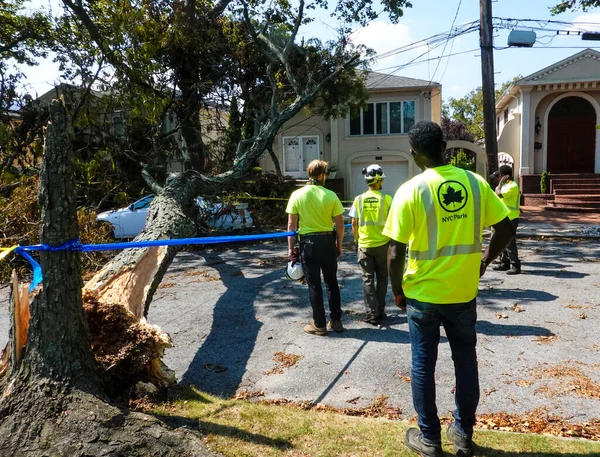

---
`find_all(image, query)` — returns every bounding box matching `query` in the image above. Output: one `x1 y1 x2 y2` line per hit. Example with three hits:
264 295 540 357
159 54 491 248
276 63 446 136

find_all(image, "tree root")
0 378 222 457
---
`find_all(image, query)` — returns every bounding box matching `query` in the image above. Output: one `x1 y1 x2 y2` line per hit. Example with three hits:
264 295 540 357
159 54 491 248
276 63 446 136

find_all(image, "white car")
97 194 253 239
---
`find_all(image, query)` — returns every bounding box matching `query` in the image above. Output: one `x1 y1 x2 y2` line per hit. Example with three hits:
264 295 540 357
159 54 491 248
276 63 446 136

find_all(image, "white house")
259 72 442 200
496 48 600 196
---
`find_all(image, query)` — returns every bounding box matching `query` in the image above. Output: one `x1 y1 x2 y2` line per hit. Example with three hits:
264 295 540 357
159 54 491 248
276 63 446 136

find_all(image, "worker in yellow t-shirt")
490 165 521 275
349 164 392 325
383 121 515 457
286 160 345 337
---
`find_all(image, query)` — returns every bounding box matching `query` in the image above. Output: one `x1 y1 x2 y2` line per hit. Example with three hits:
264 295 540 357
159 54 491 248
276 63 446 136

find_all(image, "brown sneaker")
304 322 327 336
328 320 345 333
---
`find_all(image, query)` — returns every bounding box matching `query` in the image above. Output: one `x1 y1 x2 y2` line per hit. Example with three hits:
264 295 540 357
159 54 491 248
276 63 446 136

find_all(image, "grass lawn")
152 387 600 457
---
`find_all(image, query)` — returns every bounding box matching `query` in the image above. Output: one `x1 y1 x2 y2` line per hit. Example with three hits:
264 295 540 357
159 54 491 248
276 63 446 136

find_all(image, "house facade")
260 72 442 200
496 48 600 192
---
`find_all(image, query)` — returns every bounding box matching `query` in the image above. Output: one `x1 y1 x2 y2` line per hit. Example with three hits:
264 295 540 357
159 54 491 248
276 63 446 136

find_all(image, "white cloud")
351 21 414 59
573 12 600 32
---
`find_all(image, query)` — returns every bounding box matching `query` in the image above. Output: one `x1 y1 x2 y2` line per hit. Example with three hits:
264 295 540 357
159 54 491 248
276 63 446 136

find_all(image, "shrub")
540 170 550 194
0 177 114 284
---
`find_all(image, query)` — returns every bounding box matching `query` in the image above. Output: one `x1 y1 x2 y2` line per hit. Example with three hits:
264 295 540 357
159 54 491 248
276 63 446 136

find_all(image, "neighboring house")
496 48 600 192
34 84 227 173
260 72 442 200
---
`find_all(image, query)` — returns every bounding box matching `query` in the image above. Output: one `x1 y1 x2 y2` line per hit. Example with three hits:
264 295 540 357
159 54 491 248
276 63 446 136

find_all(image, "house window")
503 108 509 124
349 100 416 135
283 135 320 178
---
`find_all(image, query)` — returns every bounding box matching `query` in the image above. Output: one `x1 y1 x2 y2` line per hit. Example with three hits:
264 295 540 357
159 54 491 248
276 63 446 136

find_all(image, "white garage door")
350 160 409 201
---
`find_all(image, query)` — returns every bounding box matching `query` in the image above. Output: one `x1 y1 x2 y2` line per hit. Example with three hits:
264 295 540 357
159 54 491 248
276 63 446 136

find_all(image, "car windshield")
131 195 154 211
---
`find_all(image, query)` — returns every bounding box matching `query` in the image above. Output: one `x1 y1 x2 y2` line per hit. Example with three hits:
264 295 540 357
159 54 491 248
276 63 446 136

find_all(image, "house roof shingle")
365 71 440 90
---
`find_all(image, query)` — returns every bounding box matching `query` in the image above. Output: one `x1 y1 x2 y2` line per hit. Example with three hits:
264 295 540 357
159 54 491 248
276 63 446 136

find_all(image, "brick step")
553 186 600 195
547 199 600 209
554 196 600 203
552 181 600 188
553 189 600 195
545 205 600 213
546 173 600 179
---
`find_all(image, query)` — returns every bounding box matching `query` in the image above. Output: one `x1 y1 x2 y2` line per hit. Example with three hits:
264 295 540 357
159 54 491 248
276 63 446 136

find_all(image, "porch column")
519 88 532 175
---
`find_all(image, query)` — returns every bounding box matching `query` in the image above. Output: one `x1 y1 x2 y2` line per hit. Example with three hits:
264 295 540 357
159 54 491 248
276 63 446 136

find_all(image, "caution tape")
234 195 354 204
3 225 352 292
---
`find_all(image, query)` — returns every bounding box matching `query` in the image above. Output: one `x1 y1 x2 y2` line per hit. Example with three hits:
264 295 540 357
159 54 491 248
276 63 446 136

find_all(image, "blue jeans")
406 298 479 444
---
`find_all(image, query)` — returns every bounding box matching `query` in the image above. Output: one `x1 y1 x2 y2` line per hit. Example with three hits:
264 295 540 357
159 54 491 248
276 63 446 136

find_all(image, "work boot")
506 265 521 275
379 312 388 321
492 263 510 271
363 315 379 326
447 423 474 457
303 322 327 336
405 428 442 457
328 320 345 333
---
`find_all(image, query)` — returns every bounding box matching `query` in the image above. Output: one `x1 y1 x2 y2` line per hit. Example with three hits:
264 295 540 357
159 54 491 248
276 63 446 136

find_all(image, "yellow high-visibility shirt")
286 184 344 235
382 165 509 304
499 180 520 220
350 190 392 248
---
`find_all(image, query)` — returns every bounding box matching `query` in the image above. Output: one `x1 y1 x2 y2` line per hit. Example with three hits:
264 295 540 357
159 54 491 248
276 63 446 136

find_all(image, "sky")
17 0 600 101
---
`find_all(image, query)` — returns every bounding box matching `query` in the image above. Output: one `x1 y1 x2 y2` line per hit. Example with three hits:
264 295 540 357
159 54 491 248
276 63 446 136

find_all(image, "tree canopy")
443 77 521 142
551 0 600 14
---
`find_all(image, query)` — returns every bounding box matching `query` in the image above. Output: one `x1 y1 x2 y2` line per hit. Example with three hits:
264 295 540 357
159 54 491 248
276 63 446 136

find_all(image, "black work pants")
500 218 520 268
300 234 342 328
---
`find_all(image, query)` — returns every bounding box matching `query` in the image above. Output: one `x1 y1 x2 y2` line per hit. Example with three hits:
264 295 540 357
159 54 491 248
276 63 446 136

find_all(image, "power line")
428 0 464 88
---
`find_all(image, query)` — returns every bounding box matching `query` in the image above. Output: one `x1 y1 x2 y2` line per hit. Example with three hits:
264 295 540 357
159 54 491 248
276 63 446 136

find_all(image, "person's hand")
336 244 342 258
500 175 510 185
289 247 300 263
394 293 406 312
480 259 488 277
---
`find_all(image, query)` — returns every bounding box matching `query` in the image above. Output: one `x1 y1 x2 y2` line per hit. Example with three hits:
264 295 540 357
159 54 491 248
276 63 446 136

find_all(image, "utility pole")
479 0 498 175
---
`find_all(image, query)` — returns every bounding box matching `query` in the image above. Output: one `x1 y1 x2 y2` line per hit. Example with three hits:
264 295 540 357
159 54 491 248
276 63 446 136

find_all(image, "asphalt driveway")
145 234 600 423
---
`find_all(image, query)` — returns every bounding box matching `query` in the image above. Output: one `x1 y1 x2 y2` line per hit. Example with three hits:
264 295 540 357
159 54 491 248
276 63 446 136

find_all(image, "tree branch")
61 0 163 98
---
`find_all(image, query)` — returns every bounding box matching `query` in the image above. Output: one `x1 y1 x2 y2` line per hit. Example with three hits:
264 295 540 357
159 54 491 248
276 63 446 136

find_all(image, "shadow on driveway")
180 252 282 397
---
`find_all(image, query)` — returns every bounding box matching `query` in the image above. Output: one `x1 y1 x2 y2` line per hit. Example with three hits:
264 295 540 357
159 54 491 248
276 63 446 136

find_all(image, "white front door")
283 136 320 178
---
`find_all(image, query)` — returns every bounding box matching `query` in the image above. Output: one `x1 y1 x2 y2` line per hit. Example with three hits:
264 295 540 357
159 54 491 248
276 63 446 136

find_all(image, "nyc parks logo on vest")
437 180 469 222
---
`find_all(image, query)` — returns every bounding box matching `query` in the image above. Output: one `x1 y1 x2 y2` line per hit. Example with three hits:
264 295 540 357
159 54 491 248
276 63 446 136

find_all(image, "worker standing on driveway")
383 121 515 457
348 164 392 325
490 165 521 275
286 160 345 336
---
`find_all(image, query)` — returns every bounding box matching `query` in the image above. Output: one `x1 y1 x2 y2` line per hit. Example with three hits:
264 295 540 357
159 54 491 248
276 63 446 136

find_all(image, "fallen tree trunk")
0 99 221 456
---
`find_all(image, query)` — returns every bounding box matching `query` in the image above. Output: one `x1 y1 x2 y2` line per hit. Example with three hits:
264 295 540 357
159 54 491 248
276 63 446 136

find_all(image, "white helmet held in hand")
362 164 385 183
285 261 305 282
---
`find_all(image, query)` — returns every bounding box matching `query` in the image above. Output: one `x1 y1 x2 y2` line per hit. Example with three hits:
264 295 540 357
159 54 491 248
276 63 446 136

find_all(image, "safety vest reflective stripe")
356 194 387 227
408 170 482 261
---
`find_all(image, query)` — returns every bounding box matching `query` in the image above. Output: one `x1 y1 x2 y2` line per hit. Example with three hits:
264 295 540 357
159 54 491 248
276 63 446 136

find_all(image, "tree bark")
0 100 222 457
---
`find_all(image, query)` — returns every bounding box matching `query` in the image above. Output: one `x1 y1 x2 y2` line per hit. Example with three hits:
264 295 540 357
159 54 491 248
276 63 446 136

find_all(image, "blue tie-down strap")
11 224 352 290
14 247 44 292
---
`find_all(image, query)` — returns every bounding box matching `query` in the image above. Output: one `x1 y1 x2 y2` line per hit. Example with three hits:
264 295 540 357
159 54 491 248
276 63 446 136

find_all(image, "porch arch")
446 140 488 177
542 91 600 173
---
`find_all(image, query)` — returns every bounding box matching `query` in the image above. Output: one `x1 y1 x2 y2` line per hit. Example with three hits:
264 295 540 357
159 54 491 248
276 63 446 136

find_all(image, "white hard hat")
362 164 385 182
285 261 305 282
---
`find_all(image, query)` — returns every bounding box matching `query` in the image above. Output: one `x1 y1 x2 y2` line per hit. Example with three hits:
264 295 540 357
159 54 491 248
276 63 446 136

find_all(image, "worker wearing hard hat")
349 164 393 325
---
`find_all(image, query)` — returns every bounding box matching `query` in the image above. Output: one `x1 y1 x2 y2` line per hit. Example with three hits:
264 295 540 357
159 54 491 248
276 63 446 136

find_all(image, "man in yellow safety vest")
349 164 393 325
286 160 345 336
490 165 521 275
384 121 515 457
